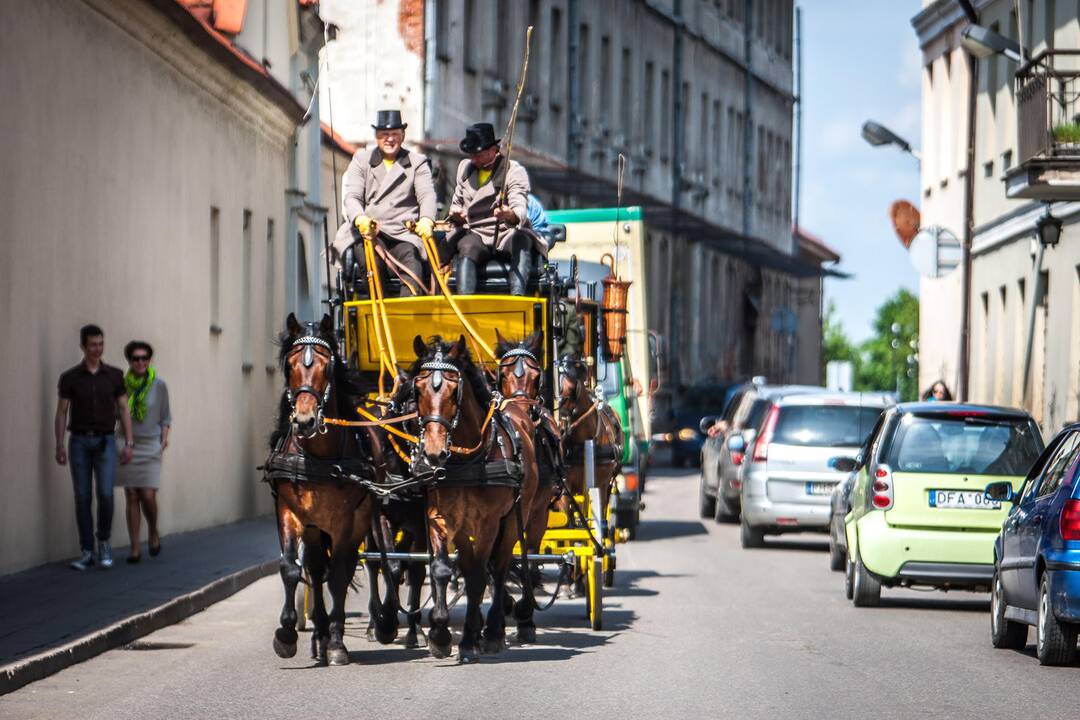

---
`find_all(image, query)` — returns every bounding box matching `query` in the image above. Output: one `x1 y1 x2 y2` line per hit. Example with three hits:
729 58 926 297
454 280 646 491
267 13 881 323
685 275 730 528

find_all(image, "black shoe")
455 256 478 295
126 554 141 564
149 539 161 557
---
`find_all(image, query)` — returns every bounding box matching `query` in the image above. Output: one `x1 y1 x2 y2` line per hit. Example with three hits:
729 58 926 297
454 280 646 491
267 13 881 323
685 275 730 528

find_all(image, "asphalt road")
6 465 1080 720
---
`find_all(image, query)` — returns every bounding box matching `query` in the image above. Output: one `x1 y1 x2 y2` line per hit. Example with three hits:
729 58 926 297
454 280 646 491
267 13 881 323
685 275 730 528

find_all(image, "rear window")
883 414 1043 476
772 405 883 448
743 399 770 432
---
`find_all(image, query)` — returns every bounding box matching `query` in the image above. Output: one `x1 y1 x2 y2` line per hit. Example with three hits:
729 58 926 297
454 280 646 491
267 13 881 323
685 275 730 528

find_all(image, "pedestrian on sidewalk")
116 340 170 564
55 324 134 570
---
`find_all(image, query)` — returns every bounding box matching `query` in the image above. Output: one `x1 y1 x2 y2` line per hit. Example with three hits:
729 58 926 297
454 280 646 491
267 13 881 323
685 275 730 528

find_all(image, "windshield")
772 405 883 448
883 414 1043 475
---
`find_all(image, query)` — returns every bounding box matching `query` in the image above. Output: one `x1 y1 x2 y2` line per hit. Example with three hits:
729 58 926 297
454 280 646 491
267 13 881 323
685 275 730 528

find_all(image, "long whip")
491 25 534 247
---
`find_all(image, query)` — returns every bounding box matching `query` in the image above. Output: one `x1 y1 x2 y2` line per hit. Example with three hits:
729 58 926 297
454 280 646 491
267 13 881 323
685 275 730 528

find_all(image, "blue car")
988 422 1080 665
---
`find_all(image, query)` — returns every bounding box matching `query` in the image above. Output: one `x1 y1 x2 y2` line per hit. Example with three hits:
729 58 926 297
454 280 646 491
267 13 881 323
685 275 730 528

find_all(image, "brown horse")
557 354 624 517
409 335 538 662
494 329 562 643
266 313 384 666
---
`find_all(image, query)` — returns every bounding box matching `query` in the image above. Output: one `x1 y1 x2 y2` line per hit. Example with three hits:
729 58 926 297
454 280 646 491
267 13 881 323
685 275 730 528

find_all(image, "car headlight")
677 427 698 441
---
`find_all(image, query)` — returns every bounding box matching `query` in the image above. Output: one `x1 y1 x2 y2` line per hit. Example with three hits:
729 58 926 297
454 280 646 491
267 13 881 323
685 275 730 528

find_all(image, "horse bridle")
499 347 542 401
286 334 335 437
414 351 465 458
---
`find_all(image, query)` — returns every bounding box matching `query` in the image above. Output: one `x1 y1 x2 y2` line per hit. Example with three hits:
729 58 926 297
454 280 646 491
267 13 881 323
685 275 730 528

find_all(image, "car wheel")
1036 572 1077 666
714 492 738 523
698 476 716 518
852 553 881 607
828 530 846 572
844 556 854 600
740 516 765 549
990 567 1027 650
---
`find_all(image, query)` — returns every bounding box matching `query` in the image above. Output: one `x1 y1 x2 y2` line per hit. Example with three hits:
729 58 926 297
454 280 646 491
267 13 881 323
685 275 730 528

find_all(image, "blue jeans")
69 434 116 552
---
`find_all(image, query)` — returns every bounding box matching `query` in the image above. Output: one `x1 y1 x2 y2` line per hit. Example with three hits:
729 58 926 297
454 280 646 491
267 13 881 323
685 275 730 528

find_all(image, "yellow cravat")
478 168 492 186
383 158 395 170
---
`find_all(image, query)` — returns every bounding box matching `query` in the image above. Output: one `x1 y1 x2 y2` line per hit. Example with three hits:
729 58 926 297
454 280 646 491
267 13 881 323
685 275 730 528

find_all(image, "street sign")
908 226 961 278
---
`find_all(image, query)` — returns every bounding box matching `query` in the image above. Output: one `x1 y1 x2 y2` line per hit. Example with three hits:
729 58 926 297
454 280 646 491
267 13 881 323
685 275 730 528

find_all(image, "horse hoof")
516 625 537 645
429 626 452 649
374 625 398 645
328 647 350 666
458 646 480 664
273 628 298 658
310 634 319 659
429 642 452 660
480 636 506 655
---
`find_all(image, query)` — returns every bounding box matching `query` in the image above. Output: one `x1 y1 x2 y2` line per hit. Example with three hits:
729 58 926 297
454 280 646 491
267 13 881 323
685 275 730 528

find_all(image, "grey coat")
332 147 437 258
449 157 546 256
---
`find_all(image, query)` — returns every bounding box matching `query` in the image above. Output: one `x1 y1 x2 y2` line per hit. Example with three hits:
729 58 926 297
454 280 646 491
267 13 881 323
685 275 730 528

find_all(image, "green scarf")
125 366 156 422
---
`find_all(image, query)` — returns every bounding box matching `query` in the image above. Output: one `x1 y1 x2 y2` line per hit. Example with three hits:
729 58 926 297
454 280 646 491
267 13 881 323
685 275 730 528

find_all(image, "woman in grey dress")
116 340 171 563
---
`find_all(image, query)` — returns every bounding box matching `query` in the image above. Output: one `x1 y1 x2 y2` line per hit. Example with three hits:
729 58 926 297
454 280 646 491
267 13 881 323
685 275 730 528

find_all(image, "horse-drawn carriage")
264 222 631 664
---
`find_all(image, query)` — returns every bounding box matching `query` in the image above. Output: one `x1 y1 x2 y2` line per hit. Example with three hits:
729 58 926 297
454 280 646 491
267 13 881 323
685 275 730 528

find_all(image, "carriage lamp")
1036 206 1063 248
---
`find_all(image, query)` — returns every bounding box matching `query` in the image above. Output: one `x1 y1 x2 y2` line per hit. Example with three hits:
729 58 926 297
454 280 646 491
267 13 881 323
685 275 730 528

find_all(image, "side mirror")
984 481 1017 504
699 416 718 434
727 435 747 453
830 456 858 473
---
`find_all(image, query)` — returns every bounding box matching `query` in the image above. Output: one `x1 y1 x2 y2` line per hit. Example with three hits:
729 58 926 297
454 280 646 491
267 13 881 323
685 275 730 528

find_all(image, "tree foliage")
823 289 920 401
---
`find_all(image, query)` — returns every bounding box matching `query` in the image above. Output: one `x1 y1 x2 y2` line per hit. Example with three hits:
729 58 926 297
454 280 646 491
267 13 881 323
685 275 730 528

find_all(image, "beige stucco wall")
0 0 296 574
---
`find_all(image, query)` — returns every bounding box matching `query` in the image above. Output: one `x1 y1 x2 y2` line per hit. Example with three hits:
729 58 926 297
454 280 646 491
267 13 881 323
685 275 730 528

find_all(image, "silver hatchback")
739 392 893 548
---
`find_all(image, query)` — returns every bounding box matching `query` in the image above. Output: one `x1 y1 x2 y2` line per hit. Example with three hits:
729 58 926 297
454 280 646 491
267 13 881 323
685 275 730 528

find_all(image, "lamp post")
1021 205 1063 406
861 121 921 163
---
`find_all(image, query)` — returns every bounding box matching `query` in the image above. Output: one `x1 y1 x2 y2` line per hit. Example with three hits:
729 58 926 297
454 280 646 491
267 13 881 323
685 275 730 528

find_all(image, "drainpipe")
1021 242 1046 408
672 0 684 209
567 0 580 167
742 0 754 238
423 0 435 140
956 0 978 401
793 6 802 250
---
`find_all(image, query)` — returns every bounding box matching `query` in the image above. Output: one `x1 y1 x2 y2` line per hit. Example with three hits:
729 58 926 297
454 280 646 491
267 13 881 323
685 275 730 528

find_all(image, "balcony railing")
1016 49 1080 163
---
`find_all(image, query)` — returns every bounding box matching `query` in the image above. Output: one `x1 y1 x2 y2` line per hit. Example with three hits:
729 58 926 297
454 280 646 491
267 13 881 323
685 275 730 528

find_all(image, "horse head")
495 329 544 403
411 334 475 469
280 312 337 438
556 353 590 424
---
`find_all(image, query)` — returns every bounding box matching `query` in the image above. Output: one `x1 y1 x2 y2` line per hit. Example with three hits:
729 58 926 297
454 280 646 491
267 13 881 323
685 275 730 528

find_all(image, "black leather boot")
509 244 534 296
455 255 478 295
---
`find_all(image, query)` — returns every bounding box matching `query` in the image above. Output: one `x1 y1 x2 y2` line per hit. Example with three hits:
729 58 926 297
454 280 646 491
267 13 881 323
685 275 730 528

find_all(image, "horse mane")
409 335 493 406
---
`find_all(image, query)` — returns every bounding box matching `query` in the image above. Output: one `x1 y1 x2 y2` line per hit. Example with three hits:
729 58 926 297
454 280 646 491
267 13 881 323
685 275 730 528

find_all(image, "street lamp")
861 121 921 162
1036 205 1063 247
960 24 1022 63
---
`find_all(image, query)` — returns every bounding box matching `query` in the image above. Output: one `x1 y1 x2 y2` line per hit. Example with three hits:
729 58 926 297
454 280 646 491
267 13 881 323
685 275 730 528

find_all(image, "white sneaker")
70 550 95 571
98 541 114 569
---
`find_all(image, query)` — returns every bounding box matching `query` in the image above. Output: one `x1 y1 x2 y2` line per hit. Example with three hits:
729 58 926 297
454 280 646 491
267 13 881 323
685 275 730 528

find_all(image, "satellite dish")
890 200 921 248
908 226 961 278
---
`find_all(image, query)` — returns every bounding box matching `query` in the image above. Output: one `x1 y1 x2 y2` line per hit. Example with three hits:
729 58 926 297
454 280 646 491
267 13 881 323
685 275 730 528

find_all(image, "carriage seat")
340 225 564 297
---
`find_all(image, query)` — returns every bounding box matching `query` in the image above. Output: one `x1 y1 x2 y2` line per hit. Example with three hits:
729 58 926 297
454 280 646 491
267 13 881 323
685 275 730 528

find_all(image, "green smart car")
842 402 1043 606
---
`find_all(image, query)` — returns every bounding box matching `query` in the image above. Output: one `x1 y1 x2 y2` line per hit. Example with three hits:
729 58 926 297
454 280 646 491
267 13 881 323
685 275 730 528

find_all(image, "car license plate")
805 482 835 496
928 490 1001 510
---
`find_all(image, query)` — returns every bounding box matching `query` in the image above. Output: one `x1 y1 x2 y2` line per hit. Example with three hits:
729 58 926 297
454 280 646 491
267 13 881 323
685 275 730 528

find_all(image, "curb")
0 558 278 696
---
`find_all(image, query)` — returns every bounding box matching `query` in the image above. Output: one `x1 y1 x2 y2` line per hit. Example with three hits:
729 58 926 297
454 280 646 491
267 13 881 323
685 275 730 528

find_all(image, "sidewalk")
0 517 279 694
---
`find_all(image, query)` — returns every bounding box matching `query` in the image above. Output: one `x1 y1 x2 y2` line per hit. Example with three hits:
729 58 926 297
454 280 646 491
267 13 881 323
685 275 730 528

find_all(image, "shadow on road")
878 595 990 613
607 569 681 599
634 519 709 542
760 538 830 553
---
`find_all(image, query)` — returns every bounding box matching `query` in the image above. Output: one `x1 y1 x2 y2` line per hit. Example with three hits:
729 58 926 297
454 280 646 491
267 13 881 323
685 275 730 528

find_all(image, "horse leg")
514 488 552 644
326 547 358 666
427 521 454 659
273 509 302 659
363 542 380 642
403 536 428 649
458 552 488 664
305 534 330 665
373 514 401 645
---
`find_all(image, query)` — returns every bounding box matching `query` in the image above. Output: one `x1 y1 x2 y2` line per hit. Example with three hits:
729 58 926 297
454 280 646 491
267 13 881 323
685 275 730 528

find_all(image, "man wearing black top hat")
446 122 546 296
332 109 436 296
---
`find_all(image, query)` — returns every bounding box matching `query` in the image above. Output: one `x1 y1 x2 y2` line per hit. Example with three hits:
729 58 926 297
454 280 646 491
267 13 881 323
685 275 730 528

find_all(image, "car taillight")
871 465 893 511
732 451 744 466
622 472 639 493
751 406 779 463
1061 499 1080 541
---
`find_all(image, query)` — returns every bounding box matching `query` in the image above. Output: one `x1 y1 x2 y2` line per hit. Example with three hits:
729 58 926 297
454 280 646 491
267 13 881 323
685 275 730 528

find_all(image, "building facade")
320 0 833 400
0 0 348 575
913 0 1080 434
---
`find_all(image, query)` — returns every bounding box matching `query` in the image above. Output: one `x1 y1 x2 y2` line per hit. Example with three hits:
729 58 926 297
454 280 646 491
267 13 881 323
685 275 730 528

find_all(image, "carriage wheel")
588 555 604 631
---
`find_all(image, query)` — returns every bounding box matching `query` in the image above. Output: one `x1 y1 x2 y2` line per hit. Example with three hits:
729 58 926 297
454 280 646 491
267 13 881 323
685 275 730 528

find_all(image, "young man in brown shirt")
55 324 134 570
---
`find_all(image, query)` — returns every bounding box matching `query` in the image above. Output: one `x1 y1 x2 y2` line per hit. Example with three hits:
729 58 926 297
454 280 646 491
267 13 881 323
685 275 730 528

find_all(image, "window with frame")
434 0 450 62
1037 431 1080 498
549 7 563 110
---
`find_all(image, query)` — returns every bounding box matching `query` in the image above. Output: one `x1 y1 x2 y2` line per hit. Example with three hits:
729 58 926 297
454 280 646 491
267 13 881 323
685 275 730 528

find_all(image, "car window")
855 412 889 469
1037 431 1080 499
730 392 758 426
741 399 770 432
883 414 1042 475
771 405 883 448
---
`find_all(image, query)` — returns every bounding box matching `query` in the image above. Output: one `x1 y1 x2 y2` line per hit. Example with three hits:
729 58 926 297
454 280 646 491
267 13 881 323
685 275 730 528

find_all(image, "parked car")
699 384 824 522
988 422 1080 665
843 402 1043 607
739 392 892 548
829 467 860 572
670 384 734 468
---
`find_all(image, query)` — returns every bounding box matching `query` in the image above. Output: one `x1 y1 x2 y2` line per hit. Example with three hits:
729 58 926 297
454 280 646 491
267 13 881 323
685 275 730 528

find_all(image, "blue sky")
797 1 923 343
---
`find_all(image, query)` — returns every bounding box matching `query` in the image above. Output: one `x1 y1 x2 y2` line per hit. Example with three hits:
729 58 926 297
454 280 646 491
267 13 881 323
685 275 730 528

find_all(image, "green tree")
855 288 920 401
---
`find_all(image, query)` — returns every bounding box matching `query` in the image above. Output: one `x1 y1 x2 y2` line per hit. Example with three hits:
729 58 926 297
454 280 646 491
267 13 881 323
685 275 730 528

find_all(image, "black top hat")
459 123 501 154
372 109 407 131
